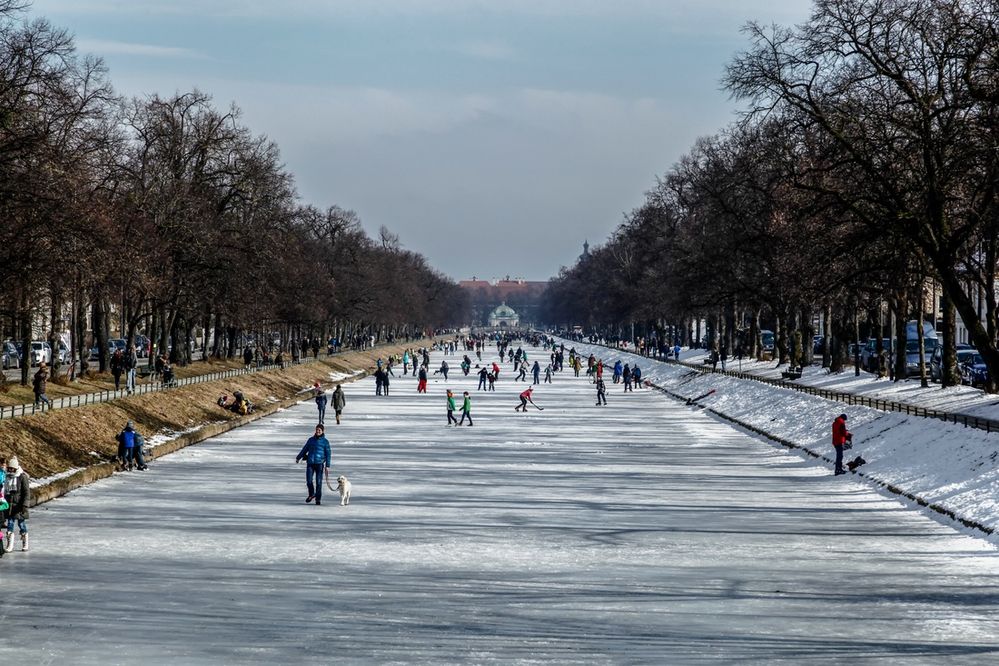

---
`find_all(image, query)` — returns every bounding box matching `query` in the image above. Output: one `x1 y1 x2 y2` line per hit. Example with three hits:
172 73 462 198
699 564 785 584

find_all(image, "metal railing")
0 356 323 420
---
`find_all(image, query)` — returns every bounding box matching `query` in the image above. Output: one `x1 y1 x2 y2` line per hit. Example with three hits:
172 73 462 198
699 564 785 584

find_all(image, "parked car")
812 335 825 355
88 340 118 360
959 350 989 387
134 335 150 358
760 330 775 354
29 341 52 366
929 344 974 382
861 338 892 372
2 340 19 370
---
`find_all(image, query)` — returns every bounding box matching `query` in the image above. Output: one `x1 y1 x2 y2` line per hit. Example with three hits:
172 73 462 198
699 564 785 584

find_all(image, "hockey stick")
531 401 544 411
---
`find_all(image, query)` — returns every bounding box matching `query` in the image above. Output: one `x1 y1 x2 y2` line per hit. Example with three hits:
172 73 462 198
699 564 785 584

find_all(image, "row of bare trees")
0 3 467 384
544 0 999 390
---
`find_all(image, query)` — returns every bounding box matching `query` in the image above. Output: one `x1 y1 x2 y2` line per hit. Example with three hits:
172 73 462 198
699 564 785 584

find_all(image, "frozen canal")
4 348 999 664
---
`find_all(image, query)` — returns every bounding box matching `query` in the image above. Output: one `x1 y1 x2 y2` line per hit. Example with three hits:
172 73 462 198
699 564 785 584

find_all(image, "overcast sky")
31 0 811 281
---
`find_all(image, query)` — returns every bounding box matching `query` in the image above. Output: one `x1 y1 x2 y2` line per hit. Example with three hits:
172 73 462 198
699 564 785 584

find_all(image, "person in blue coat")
296 424 332 505
613 360 623 384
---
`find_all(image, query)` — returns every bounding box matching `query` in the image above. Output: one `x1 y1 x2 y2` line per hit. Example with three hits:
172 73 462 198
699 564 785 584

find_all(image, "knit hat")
839 414 848 421
126 420 134 430
7 456 19 471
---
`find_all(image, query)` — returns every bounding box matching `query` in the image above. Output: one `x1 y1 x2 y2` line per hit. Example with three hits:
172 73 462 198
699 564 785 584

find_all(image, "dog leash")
324 466 338 492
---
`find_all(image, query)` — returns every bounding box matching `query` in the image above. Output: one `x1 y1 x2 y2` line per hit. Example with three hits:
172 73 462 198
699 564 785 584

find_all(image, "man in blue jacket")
296 424 332 505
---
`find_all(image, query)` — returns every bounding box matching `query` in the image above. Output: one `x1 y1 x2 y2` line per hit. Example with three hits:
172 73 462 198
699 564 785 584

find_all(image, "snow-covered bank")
563 339 999 539
679 347 999 421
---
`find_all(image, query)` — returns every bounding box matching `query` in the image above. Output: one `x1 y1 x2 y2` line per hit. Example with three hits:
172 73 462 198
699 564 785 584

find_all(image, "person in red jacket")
515 387 535 412
832 413 852 475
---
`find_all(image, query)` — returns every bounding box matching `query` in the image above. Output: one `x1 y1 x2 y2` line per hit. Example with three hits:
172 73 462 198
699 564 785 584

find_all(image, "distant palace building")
488 303 520 328
459 275 548 327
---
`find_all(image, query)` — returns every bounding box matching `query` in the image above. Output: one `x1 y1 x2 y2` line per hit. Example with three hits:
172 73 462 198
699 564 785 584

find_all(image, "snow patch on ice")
30 467 85 488
146 422 224 450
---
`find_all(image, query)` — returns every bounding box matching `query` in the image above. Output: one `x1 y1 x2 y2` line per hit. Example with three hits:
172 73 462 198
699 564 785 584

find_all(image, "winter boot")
20 533 28 551
2 531 10 552
0 534 5 558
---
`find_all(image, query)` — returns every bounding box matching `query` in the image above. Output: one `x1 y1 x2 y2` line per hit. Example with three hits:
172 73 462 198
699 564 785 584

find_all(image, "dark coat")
32 370 48 396
5 470 30 519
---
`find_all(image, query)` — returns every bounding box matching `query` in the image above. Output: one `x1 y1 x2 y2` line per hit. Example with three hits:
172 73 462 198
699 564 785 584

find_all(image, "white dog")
336 475 352 506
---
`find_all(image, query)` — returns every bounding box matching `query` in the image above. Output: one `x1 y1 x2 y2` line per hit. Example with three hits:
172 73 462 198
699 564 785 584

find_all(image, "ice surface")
3 347 999 664
564 339 999 537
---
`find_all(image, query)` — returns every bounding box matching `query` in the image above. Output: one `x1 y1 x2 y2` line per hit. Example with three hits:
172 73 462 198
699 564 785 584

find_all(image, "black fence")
0 356 323 420
564 337 999 435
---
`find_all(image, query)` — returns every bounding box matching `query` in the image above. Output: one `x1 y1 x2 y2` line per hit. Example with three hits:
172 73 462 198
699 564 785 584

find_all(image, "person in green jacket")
459 391 473 426
446 389 458 426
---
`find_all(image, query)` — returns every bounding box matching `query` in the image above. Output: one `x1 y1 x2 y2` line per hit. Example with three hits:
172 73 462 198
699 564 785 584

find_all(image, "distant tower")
582 240 590 258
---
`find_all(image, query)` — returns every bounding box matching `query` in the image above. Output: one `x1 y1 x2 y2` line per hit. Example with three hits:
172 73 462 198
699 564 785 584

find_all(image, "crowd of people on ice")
7 329 865 560
286 332 662 504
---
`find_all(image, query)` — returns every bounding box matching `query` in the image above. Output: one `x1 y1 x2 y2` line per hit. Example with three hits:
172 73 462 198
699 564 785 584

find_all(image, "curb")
645 380 996 537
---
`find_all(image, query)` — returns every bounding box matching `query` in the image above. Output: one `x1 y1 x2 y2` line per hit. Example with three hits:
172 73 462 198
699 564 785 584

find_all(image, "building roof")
489 303 518 319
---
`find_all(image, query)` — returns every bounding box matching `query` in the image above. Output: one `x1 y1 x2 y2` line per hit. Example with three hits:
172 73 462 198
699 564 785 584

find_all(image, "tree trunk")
822 305 832 369
893 295 907 382
917 281 928 388
93 298 110 373
941 290 957 387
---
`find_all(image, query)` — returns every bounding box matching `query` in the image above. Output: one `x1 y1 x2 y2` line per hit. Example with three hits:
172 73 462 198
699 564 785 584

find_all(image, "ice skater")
515 387 539 412
459 391 473 426
532 361 541 385
477 366 489 391
446 389 458 425
596 377 607 405
332 384 346 424
3 455 29 552
314 381 327 424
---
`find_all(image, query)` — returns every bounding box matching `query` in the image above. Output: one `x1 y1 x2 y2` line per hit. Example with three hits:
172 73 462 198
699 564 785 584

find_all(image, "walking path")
2 347 997 663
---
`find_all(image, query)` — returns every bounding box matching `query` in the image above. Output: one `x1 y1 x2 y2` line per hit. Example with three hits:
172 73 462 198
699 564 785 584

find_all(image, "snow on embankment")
563 339 999 537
